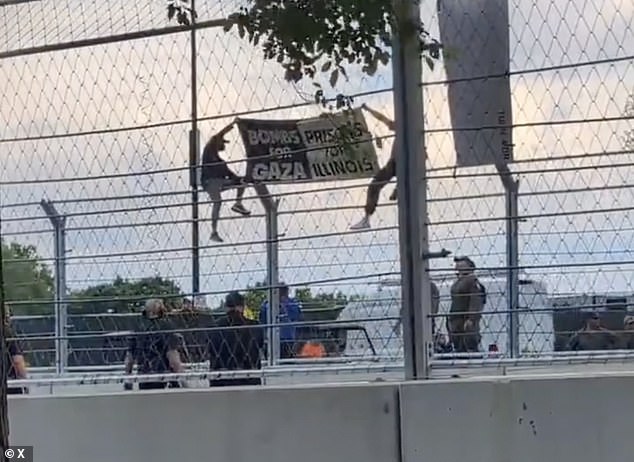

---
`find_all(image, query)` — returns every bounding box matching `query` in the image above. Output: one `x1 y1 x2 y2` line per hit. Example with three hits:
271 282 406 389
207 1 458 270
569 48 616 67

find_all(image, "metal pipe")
0 0 42 6
391 0 433 380
12 353 634 389
506 179 520 357
496 163 521 358
190 0 201 297
265 200 281 365
0 18 229 61
40 200 68 375
8 363 404 388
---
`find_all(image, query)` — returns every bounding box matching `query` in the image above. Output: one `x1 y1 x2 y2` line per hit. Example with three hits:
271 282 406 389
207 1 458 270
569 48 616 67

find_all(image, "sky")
0 0 633 313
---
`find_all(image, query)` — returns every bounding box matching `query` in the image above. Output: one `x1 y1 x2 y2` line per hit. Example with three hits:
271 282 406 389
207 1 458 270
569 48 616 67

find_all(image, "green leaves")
240 283 359 321
70 276 184 314
167 4 176 21
166 0 195 26
166 1 442 90
214 0 402 88
2 240 54 315
329 68 339 87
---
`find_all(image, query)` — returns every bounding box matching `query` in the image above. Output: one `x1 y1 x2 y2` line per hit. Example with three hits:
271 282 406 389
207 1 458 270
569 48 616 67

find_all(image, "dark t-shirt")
4 324 27 394
201 142 238 183
209 311 263 371
128 317 181 375
4 325 21 380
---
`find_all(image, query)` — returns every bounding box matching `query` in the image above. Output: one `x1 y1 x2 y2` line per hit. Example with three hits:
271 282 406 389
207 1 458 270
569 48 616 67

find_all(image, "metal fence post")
265 198 281 366
189 0 201 297
392 0 433 380
496 164 520 357
505 174 520 357
40 200 68 375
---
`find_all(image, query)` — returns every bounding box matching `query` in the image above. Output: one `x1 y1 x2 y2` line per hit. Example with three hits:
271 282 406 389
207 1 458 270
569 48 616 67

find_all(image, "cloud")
0 0 633 305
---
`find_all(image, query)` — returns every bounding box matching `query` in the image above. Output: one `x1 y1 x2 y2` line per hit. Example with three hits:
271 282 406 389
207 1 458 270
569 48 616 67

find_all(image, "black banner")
236 109 379 183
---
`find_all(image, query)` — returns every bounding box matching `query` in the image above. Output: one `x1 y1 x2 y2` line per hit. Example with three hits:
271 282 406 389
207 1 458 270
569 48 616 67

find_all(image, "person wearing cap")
566 311 619 351
124 298 186 390
208 291 263 387
447 256 486 353
259 283 304 358
201 123 251 243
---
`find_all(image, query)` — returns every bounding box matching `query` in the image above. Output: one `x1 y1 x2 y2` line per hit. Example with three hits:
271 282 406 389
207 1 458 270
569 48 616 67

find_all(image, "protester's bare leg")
351 159 396 230
205 181 224 242
231 183 251 216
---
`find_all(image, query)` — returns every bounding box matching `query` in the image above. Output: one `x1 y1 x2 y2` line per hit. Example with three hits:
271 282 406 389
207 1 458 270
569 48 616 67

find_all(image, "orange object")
299 341 326 358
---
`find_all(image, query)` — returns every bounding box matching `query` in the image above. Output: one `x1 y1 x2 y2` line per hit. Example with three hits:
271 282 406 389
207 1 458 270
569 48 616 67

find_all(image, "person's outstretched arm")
361 104 395 131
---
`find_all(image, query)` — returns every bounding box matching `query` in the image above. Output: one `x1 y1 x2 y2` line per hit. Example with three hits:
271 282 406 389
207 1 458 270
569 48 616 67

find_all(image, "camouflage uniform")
447 274 484 353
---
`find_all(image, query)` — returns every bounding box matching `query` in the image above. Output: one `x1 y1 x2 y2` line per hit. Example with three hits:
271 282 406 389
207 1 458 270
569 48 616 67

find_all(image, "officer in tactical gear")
447 256 486 353
124 298 186 390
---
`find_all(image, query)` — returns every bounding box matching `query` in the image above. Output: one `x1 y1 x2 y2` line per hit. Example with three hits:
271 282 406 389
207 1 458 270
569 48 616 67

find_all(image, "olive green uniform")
448 274 484 353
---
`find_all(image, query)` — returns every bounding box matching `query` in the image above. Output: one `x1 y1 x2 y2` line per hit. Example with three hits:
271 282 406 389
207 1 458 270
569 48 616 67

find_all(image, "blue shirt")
259 298 303 342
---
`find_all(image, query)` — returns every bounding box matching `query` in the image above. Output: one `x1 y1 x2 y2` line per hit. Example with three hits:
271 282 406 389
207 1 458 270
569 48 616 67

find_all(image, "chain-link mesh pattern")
1 0 633 393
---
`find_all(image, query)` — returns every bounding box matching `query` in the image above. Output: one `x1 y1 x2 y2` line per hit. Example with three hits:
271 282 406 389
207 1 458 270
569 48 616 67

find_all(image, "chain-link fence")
1 0 633 394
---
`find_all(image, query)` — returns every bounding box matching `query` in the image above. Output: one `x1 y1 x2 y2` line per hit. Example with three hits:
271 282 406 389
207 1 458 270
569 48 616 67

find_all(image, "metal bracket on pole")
496 163 521 358
392 0 433 380
40 199 68 375
423 248 452 260
265 197 281 366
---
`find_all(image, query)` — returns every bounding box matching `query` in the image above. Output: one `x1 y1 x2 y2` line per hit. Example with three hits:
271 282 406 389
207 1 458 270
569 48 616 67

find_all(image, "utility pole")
392 0 434 379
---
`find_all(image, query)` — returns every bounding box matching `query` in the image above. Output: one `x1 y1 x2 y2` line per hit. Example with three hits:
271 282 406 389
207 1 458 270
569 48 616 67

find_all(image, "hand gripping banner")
236 108 380 183
437 0 514 167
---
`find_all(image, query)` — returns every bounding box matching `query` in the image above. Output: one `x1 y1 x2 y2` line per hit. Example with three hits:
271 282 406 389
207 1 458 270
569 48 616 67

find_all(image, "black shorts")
138 382 181 390
209 378 262 388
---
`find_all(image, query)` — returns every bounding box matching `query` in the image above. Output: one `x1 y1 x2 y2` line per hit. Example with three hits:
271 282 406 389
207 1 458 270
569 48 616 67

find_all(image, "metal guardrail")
12 350 634 390
9 362 404 388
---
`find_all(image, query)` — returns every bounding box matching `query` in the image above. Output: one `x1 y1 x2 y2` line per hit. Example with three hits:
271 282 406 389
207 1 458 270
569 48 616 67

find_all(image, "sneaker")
350 216 371 230
210 232 224 243
389 188 397 201
231 203 251 216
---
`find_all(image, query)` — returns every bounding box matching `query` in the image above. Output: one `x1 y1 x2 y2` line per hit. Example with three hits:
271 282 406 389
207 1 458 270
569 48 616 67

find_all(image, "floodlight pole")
40 199 68 375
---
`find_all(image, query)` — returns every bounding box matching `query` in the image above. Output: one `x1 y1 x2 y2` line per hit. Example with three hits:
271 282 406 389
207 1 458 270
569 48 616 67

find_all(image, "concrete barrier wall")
9 373 634 462
8 383 400 462
400 372 634 462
